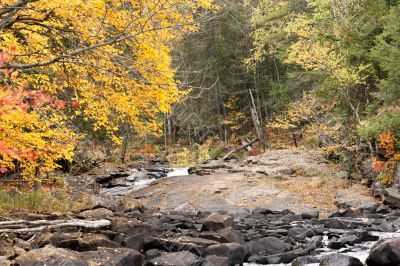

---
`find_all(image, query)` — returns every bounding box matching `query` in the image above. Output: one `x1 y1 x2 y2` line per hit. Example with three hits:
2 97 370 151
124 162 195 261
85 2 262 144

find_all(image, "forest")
1 1 400 265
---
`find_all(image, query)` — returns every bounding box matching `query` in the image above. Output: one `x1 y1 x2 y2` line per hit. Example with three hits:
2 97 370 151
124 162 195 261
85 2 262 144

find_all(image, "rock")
88 195 118 210
205 243 245 265
119 198 144 213
376 205 390 214
145 249 165 260
246 237 291 256
216 227 244 244
95 174 113 184
305 236 323 252
321 218 350 229
14 245 87 266
144 237 204 256
249 251 298 264
58 234 121 251
359 201 379 213
366 238 400 266
301 210 320 220
292 256 320 265
337 171 350 179
356 231 379 242
288 227 314 241
320 253 363 266
383 187 400 208
201 213 233 231
202 255 229 266
148 251 203 266
78 208 114 219
327 235 360 249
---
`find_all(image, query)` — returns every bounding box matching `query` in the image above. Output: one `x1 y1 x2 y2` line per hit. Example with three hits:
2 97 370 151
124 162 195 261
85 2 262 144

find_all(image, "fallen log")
221 138 259 161
0 219 111 233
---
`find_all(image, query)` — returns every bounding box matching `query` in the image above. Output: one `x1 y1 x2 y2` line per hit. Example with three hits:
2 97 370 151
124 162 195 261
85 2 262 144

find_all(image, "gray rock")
301 210 320 219
249 251 298 264
246 236 291 256
78 208 114 219
359 201 379 213
201 213 233 231
202 255 228 266
288 227 314 241
205 243 245 265
383 187 400 208
320 253 363 266
366 238 400 266
216 227 245 244
305 236 323 252
337 171 350 179
144 237 204 256
292 256 320 265
148 251 203 266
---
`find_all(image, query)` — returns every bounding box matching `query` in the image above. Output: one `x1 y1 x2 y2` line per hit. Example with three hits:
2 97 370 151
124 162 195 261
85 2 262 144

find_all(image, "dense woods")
1 0 400 184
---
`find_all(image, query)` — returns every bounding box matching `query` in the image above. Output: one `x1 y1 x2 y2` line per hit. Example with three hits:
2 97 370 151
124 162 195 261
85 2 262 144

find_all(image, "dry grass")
274 175 350 209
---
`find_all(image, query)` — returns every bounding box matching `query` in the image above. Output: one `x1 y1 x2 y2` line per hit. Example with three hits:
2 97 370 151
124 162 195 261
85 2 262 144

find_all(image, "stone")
320 253 363 266
292 256 320 266
321 218 350 229
305 236 323 252
205 243 245 265
246 236 291 256
59 234 121 251
249 251 298 264
148 251 203 266
359 201 379 213
78 208 114 219
144 237 204 256
383 187 400 208
119 198 144 213
327 235 360 249
337 171 350 179
366 238 400 266
201 213 233 231
287 227 314 241
301 210 320 220
216 227 245 244
14 245 87 266
202 255 229 266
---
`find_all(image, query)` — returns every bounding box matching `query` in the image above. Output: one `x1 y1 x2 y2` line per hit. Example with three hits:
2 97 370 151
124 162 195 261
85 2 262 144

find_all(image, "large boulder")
201 213 233 231
366 238 400 266
320 253 363 266
148 251 203 266
383 187 400 208
14 245 144 266
246 236 291 256
205 243 245 265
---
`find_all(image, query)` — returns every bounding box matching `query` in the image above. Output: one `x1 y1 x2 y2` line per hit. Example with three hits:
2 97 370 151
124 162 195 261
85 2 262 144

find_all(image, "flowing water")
244 231 400 266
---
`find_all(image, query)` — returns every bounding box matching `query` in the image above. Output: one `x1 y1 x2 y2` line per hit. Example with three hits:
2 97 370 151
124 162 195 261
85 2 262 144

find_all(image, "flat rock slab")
130 149 365 214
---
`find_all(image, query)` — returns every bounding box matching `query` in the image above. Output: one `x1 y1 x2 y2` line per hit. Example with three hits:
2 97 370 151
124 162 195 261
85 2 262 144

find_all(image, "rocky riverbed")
2 149 400 265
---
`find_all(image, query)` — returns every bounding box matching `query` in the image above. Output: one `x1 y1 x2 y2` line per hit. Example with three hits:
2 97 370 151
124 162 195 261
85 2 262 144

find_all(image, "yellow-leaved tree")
0 0 214 180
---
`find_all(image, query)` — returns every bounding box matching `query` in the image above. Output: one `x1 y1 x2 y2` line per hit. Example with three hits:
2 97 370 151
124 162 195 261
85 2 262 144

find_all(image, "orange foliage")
137 144 155 154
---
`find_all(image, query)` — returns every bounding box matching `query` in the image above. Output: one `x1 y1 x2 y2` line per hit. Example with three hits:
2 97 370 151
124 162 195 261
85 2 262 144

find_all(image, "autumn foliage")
0 0 214 180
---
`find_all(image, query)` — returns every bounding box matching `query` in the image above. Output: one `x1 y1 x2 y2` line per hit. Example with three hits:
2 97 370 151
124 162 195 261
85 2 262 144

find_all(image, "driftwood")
0 219 111 233
221 138 259 161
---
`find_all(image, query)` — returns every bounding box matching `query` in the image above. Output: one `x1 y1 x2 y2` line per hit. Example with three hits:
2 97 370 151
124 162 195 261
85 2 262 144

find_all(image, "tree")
0 0 214 178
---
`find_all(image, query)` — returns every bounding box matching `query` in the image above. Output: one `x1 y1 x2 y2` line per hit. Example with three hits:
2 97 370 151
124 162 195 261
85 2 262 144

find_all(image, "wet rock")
366 238 400 266
78 208 114 219
301 210 320 220
204 243 245 265
201 213 233 231
95 175 114 184
148 251 203 266
202 255 229 266
320 253 363 266
246 236 291 256
252 208 275 215
356 231 379 242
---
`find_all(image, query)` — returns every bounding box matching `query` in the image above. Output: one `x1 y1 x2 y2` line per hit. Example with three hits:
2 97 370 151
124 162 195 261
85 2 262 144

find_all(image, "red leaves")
71 101 80 108
53 100 66 108
0 168 7 174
